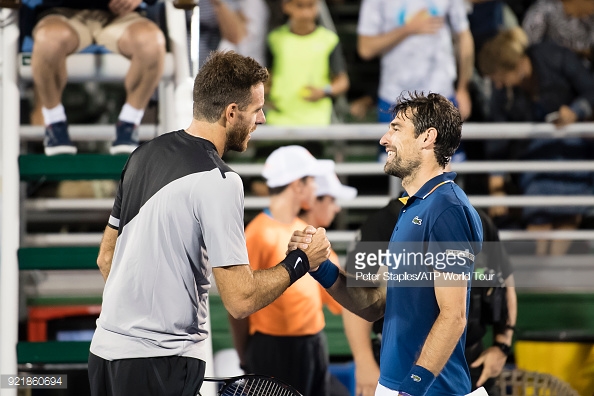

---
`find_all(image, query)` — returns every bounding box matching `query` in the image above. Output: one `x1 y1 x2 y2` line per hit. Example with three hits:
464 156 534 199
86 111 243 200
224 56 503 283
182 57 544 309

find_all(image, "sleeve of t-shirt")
427 206 480 275
447 0 470 34
521 2 547 44
329 42 347 76
108 180 123 230
357 0 383 36
195 171 249 268
108 159 129 231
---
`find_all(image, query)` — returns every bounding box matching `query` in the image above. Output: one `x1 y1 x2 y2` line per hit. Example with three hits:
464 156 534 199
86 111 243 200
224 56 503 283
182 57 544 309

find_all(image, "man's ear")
420 127 438 147
224 103 239 125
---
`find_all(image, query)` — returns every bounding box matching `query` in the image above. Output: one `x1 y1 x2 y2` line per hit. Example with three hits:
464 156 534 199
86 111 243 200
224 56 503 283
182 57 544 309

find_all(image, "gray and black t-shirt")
90 130 249 361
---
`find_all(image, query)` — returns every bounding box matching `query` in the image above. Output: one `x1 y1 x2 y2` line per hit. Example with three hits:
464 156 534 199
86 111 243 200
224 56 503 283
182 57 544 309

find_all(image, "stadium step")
18 341 91 365
20 154 126 181
19 247 99 271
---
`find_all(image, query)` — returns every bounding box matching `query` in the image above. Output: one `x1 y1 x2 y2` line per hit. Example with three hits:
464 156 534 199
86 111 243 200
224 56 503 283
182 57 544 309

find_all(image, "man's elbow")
448 312 467 334
357 40 375 61
225 28 247 45
224 300 255 320
358 47 374 61
96 257 110 280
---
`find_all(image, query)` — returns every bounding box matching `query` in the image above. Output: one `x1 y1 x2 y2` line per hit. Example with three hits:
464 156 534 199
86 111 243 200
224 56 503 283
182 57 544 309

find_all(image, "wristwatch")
493 341 512 356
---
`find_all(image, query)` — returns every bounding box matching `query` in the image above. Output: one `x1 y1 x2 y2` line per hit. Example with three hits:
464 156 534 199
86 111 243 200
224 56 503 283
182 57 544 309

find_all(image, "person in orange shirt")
229 146 342 396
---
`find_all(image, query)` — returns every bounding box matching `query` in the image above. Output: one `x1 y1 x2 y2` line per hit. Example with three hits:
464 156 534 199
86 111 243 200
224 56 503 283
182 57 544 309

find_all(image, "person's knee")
33 20 78 56
121 21 166 61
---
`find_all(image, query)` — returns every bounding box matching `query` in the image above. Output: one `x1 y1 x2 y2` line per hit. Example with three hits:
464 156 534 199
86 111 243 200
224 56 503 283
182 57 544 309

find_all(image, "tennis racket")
201 374 303 396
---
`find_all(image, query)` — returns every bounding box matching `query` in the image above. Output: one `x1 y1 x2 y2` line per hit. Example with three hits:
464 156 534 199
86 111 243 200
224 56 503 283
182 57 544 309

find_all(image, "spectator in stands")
479 27 594 255
217 0 270 66
465 0 518 123
467 0 519 58
357 0 474 123
228 146 342 396
196 0 247 68
522 0 594 69
343 199 517 396
31 0 166 155
265 0 350 126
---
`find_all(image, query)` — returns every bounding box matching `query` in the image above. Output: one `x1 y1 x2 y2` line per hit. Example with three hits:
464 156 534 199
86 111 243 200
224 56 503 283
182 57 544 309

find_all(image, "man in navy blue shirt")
297 92 483 396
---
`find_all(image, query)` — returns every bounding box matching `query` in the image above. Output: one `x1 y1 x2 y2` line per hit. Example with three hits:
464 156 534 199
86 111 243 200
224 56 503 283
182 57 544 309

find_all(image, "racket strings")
221 377 297 396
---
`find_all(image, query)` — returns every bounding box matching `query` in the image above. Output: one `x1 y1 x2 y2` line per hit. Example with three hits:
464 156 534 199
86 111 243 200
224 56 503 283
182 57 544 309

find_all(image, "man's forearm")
97 226 118 282
496 278 517 345
455 30 474 91
216 264 291 319
228 314 250 368
415 311 466 375
326 272 386 322
358 26 411 60
343 309 376 364
212 0 246 44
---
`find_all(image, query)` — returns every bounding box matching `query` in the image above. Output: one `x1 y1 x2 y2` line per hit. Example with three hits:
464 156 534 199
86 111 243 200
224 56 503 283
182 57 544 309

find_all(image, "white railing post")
1 7 21 395
165 1 194 132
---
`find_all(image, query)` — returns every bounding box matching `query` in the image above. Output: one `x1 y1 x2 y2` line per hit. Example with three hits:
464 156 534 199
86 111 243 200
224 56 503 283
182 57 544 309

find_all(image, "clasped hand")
287 226 331 270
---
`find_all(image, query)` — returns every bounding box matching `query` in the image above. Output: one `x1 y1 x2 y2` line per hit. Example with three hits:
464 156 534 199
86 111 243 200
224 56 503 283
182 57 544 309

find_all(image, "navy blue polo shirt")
379 172 483 396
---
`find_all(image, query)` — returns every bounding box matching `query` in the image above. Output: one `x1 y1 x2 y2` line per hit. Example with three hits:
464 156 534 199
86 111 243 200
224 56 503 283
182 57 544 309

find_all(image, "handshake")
281 226 339 289
286 225 331 271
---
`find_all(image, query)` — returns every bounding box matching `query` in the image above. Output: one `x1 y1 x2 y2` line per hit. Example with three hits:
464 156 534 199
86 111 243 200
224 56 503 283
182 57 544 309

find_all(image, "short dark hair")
193 51 269 122
391 92 462 168
268 176 309 196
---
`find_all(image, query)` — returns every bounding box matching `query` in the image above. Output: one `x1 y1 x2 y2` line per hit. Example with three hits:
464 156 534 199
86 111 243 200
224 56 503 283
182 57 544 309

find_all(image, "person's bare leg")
550 216 582 256
31 17 79 109
527 223 552 256
117 20 166 110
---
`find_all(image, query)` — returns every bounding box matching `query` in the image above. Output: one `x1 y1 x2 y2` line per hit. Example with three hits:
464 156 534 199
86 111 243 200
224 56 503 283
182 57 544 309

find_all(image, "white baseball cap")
262 146 330 188
315 160 358 200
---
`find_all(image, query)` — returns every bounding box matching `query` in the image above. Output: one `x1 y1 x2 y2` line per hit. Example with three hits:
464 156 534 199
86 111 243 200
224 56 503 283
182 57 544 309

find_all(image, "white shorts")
374 382 489 396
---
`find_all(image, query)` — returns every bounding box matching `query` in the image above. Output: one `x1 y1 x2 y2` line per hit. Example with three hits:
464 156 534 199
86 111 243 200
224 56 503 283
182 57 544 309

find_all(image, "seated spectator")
197 0 247 69
522 0 594 69
217 0 269 67
467 0 518 58
32 0 166 155
266 0 350 126
504 0 539 22
479 27 594 255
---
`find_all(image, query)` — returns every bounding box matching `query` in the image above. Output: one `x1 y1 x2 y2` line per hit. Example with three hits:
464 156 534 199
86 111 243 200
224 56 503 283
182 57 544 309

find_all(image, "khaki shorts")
35 8 148 54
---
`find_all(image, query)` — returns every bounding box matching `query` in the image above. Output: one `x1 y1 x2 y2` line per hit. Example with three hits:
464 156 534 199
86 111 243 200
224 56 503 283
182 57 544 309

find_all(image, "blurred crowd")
22 0 594 242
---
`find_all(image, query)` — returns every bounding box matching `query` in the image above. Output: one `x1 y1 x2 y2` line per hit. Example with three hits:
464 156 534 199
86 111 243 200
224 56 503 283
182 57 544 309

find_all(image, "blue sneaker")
110 121 139 155
44 121 77 155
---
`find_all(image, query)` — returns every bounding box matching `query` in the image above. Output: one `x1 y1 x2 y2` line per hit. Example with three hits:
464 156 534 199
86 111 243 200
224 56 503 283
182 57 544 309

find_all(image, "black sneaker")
44 121 77 155
110 121 139 155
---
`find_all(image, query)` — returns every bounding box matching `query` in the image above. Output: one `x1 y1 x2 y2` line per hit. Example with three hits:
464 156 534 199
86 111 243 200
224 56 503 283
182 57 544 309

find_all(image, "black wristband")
493 341 512 356
279 249 310 285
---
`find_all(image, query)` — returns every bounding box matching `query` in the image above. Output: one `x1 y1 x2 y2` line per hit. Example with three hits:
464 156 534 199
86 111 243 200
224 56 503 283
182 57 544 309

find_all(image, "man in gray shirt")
88 51 330 396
